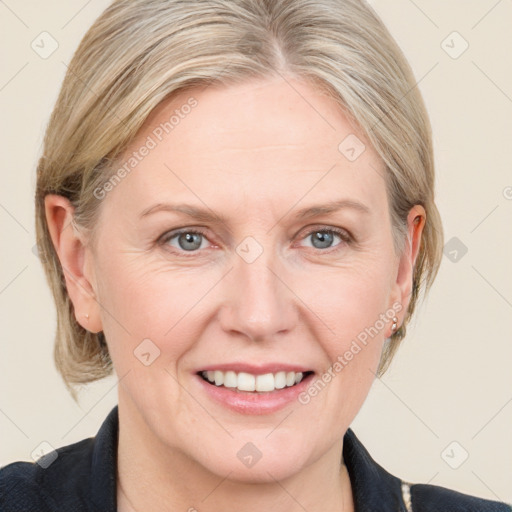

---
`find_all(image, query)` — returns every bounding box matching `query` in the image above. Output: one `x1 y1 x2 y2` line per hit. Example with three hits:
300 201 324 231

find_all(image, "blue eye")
162 230 209 252
159 226 351 256
300 228 350 251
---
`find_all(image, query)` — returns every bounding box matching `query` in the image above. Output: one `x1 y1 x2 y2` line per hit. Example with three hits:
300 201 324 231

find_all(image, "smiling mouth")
198 370 314 393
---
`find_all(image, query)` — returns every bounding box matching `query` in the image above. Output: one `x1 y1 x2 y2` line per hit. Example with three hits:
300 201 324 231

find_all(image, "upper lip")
196 363 314 375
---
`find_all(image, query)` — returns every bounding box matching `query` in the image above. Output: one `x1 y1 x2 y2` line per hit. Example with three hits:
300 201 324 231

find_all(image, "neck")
116 400 354 512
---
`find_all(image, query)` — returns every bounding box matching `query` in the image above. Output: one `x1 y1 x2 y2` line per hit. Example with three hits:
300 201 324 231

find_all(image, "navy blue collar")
88 406 118 512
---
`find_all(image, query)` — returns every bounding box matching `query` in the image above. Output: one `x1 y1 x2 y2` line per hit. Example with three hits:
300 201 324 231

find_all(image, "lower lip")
195 373 315 415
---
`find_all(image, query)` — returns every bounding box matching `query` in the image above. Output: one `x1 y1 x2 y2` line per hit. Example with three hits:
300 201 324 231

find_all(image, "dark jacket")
1 406 510 511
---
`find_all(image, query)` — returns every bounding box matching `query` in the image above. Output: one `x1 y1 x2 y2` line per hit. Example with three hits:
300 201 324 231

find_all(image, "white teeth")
256 373 275 392
286 371 296 386
214 370 224 386
201 369 308 392
223 371 237 388
237 372 256 391
274 371 286 389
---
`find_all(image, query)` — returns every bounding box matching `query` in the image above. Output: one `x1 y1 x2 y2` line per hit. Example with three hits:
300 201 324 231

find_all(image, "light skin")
45 75 425 512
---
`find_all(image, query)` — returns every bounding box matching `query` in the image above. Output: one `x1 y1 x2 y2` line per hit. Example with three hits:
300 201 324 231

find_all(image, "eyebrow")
139 199 370 223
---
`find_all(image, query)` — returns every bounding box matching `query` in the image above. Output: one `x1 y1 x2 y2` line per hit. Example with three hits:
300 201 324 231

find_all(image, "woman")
1 0 510 510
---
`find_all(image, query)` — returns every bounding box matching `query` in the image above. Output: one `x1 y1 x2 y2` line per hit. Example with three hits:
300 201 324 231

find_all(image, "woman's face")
78 76 419 481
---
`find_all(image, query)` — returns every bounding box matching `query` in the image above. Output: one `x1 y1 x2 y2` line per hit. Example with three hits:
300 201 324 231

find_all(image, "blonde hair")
35 0 443 393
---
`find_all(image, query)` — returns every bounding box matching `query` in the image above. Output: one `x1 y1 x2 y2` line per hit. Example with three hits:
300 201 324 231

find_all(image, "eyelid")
298 224 352 241
158 224 353 256
158 227 212 248
294 224 352 251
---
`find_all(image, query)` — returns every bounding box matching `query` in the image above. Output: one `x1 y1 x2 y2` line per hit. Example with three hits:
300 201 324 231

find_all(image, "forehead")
106 76 387 218
145 77 373 163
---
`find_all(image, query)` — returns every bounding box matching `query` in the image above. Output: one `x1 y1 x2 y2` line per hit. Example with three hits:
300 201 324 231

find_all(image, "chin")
205 454 308 484
189 435 314 484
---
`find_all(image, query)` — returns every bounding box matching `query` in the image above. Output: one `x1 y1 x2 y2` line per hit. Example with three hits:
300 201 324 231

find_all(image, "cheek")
94 255 221 367
294 260 393 397
300 260 394 344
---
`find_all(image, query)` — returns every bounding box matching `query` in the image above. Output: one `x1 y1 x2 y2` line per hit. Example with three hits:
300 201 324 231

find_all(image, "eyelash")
158 226 353 257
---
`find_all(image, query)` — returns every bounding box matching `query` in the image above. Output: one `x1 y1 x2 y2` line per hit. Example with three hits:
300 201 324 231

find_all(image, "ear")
44 194 103 333
391 205 426 329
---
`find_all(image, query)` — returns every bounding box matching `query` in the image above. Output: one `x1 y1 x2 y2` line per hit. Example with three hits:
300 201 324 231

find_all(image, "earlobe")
44 194 102 333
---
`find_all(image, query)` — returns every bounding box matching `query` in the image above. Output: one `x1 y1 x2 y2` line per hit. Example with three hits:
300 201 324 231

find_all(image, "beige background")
1 0 511 503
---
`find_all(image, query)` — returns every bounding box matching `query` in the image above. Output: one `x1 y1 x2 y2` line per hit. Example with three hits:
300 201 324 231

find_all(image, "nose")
218 250 298 343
